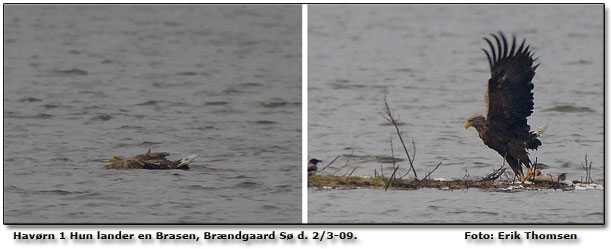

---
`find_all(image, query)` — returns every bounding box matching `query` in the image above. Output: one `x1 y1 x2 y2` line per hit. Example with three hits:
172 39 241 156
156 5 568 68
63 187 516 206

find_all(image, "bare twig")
318 155 341 173
463 169 470 180
385 136 401 191
582 154 593 184
483 153 508 181
422 162 443 180
411 140 416 163
501 169 512 182
399 170 410 180
332 151 353 176
534 157 538 181
588 161 593 183
346 166 358 177
383 95 418 179
483 167 506 181
403 140 418 177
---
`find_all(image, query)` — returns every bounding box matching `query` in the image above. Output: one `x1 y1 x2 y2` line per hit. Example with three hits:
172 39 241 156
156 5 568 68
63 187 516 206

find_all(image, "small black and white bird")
308 158 322 176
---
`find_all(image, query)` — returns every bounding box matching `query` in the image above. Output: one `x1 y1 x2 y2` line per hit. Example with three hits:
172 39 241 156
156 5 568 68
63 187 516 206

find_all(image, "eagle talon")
517 168 535 183
526 168 535 180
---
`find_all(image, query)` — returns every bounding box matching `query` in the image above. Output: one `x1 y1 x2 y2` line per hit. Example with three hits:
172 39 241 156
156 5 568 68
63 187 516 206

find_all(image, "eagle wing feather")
484 32 538 140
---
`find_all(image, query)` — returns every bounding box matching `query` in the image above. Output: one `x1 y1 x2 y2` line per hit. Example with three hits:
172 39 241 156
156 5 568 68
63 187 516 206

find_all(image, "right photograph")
308 5 603 224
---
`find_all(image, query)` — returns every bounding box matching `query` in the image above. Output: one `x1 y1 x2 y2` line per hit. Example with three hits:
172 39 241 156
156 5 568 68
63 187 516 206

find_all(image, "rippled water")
308 5 603 223
4 5 301 223
309 188 604 223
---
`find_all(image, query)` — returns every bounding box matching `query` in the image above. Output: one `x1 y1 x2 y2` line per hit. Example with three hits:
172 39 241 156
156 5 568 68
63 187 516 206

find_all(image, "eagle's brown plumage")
104 150 189 170
465 32 542 178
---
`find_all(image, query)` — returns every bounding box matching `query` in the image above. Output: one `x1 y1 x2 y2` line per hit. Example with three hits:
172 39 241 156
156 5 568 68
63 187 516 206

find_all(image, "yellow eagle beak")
108 156 119 162
464 121 472 129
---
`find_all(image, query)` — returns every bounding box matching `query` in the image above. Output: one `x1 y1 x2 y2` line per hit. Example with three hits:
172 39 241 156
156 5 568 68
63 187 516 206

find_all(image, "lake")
4 5 302 223
308 5 603 224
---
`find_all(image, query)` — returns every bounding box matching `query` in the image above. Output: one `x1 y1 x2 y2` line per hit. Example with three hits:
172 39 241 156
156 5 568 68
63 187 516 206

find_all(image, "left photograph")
4 5 302 224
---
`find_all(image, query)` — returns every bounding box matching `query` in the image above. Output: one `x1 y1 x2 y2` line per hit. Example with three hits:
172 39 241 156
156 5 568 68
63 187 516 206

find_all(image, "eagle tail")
534 124 548 136
526 124 547 150
177 153 200 167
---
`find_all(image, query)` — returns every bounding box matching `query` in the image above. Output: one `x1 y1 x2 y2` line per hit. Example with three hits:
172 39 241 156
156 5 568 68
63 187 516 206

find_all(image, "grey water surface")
309 188 603 224
308 5 603 223
4 5 302 223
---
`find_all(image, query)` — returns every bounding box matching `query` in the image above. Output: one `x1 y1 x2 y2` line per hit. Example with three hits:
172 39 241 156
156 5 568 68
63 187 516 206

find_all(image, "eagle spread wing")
483 33 538 139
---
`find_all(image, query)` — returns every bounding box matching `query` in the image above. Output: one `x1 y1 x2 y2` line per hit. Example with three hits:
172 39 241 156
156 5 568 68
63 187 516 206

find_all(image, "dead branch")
318 155 341 173
385 136 401 191
463 169 470 180
411 140 416 163
582 154 593 184
402 140 417 177
383 95 418 179
332 151 353 176
483 167 506 181
346 166 358 177
422 162 442 180
399 170 410 180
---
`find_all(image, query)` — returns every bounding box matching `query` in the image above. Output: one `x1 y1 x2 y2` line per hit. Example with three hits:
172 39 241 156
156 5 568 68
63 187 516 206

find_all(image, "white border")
302 4 309 224
1 2 608 249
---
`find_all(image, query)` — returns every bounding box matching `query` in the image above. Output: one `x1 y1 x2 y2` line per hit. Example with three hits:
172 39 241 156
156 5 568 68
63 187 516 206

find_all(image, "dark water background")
4 5 301 223
308 5 603 223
